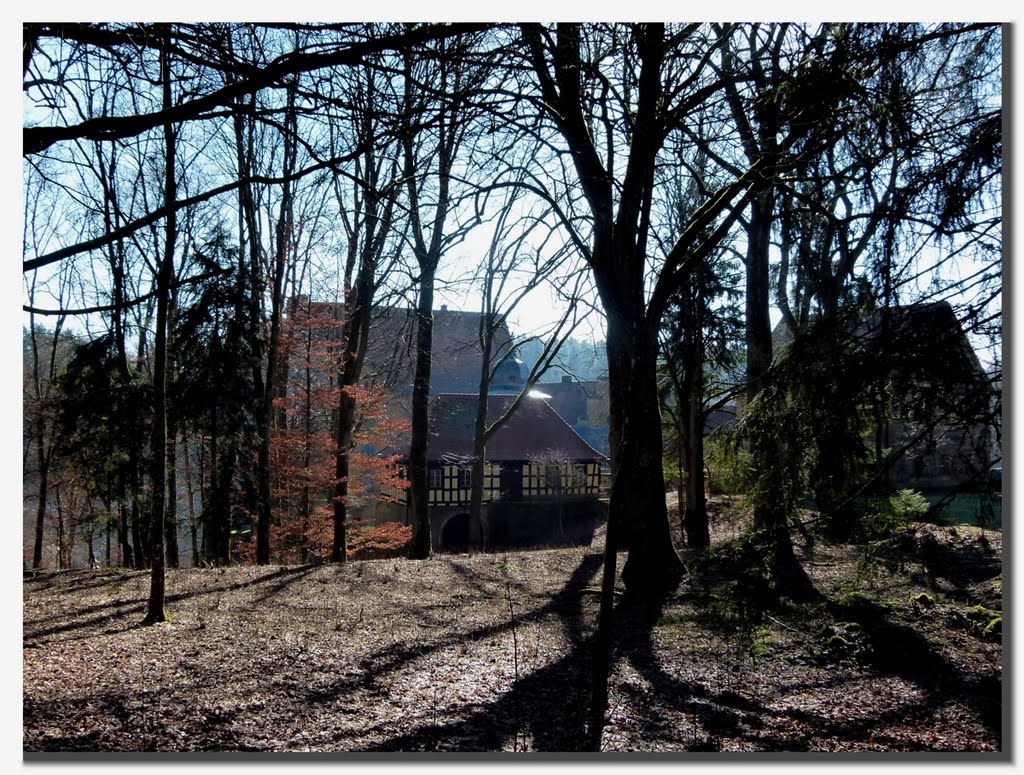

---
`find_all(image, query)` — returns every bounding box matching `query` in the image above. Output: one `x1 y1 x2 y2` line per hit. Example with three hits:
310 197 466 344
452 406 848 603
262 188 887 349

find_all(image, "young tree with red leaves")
264 298 408 563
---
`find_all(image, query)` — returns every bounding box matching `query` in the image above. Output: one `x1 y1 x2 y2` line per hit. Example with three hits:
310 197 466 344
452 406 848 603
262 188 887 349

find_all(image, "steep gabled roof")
383 393 606 463
772 301 983 378
852 301 983 375
297 301 523 394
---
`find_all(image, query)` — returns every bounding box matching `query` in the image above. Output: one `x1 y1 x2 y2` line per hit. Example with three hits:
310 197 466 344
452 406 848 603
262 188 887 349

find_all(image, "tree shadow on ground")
443 554 543 598
22 569 142 595
329 551 606 751
615 549 1001 752
612 591 774 750
826 595 1001 745
329 543 998 752
24 688 250 752
24 538 1001 752
23 565 321 645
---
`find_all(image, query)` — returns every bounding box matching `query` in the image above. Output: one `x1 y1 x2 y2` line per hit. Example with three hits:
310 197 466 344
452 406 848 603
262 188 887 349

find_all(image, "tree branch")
23 266 231 316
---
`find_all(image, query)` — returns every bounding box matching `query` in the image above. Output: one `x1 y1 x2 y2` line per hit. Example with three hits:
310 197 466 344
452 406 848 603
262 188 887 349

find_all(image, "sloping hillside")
23 502 1002 754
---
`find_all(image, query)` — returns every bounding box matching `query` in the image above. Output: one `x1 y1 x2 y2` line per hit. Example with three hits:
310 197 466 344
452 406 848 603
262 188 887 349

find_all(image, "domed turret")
492 351 523 392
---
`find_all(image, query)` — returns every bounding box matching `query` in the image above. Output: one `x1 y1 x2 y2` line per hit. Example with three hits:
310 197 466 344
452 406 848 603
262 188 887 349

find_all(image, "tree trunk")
182 430 200 568
32 449 49 569
55 488 66 569
467 434 487 553
230 76 273 566
746 187 795 558
28 316 53 569
86 526 96 569
255 193 291 565
683 405 709 549
676 448 686 539
105 510 112 568
604 311 684 595
331 384 357 563
207 426 235 566
330 248 376 563
744 189 774 404
143 30 174 625
301 328 313 562
130 474 145 569
522 23 684 596
682 293 710 550
467 317 494 553
164 392 180 569
117 493 132 568
256 145 294 565
408 271 436 560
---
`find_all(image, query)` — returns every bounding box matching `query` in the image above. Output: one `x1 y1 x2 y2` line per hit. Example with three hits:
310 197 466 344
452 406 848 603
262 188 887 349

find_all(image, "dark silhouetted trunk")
401 38 467 560
522 23 692 599
681 287 709 550
28 316 59 569
301 324 313 562
117 492 133 568
206 412 235 566
683 398 709 549
329 108 395 561
745 190 774 404
256 78 297 566
332 269 379 563
331 382 357 563
164 366 180 569
182 431 199 568
143 29 174 625
105 509 112 567
32 440 49 569
408 271 436 559
130 473 145 569
467 320 494 552
603 309 683 595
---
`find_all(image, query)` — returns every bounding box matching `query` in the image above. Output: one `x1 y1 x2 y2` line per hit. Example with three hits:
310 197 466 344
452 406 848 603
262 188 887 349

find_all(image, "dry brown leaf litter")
24 503 1001 754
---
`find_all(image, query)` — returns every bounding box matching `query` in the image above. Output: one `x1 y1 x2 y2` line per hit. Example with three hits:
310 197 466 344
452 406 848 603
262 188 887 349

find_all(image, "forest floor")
23 496 1003 755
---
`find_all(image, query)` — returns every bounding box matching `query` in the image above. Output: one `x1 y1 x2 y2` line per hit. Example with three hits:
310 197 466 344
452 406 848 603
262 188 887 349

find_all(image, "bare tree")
326 54 407 563
519 23 763 597
23 167 75 569
400 31 490 560
464 183 586 551
141 26 177 624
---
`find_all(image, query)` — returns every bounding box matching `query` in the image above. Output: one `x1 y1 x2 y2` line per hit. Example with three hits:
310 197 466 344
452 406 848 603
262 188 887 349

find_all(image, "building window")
458 466 473 489
545 464 562 490
571 464 586 491
428 467 443 489
483 463 501 500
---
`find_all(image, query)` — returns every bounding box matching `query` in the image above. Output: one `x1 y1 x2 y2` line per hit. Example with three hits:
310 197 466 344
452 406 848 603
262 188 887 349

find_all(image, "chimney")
440 304 448 312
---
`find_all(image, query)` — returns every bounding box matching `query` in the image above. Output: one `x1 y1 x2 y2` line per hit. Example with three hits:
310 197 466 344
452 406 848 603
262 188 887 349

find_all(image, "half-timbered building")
379 392 607 551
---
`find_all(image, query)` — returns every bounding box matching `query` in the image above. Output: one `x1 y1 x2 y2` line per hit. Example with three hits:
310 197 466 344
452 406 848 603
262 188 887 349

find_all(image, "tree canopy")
22 21 1002 753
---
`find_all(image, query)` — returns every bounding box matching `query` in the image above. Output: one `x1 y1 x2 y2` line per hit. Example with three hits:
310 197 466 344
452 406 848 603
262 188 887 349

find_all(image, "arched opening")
440 513 470 553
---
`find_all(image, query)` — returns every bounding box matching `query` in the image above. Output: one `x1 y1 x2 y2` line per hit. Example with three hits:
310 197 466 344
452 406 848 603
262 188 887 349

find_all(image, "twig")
766 614 802 634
